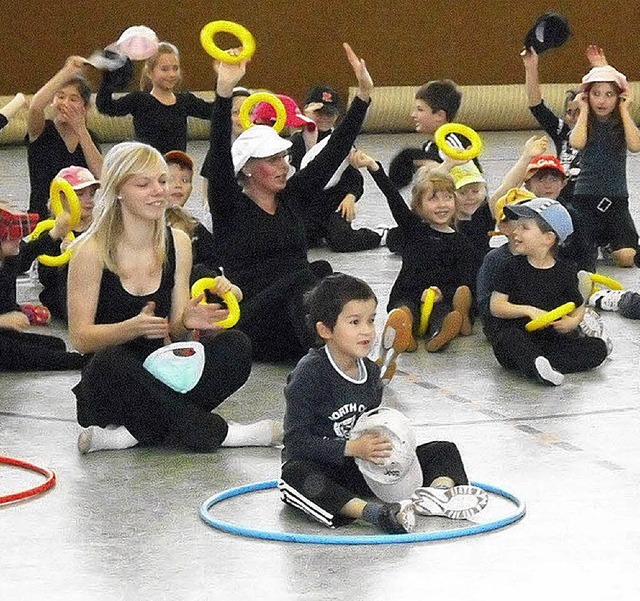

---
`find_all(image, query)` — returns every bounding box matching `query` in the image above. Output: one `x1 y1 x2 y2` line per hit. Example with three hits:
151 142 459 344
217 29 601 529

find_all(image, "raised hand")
343 43 373 101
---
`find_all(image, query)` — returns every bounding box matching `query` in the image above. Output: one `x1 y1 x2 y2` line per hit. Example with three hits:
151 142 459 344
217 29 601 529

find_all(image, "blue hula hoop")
199 480 526 545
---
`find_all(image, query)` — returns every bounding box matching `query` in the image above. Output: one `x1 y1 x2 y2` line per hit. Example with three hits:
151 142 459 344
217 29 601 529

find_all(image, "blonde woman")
96 43 213 154
68 142 280 453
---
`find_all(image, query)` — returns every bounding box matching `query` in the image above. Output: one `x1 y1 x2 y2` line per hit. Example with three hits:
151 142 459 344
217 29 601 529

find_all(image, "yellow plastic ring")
434 123 483 161
238 92 287 133
589 272 624 291
50 177 81 229
29 219 75 267
418 288 437 337
525 302 576 332
199 21 255 64
190 277 240 329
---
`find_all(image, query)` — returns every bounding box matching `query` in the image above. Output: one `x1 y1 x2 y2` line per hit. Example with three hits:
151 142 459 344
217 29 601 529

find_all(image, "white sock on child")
221 420 283 447
77 424 139 454
589 289 624 311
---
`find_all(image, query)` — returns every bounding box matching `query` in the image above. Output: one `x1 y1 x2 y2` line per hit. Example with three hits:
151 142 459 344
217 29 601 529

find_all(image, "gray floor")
2 131 640 600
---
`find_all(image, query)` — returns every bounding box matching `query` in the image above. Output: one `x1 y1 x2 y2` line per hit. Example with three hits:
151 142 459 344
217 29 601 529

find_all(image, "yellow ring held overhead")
199 20 255 64
525 302 576 332
238 92 287 133
418 288 437 337
589 272 624 291
49 177 81 229
434 123 483 161
29 219 75 267
191 277 241 329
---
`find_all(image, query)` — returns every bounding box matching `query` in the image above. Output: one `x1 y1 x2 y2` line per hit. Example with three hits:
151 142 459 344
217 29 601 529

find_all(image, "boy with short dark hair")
279 274 487 534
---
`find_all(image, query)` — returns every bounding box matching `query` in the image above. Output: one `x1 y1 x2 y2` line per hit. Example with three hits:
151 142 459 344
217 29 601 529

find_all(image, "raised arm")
522 48 542 107
619 89 640 152
27 56 87 141
488 135 548 215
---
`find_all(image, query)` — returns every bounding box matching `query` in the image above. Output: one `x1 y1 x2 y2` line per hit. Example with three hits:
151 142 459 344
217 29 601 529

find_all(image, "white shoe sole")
412 485 489 520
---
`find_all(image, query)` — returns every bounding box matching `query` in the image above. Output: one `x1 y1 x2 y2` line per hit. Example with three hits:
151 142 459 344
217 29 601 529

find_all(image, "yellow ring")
29 219 75 267
238 93 287 133
199 21 255 65
418 288 437 337
589 272 624 291
190 277 240 329
50 178 81 229
525 302 576 332
434 123 483 161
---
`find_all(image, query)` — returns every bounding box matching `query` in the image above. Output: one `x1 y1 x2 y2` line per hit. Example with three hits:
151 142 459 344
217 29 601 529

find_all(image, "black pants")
321 212 381 253
73 329 252 451
279 441 468 527
569 195 639 270
238 261 332 362
487 325 608 380
0 328 85 371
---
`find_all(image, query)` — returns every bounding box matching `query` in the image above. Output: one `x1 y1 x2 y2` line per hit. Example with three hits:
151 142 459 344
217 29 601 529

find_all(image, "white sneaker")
411 485 489 520
534 356 564 386
579 307 613 356
589 289 624 312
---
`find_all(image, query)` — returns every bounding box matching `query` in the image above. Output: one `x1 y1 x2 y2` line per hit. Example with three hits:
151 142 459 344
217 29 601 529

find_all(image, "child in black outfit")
279 274 487 534
352 151 476 352
0 205 85 371
487 198 608 386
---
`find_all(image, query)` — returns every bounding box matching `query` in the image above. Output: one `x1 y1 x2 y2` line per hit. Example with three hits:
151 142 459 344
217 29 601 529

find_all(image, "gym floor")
2 131 639 600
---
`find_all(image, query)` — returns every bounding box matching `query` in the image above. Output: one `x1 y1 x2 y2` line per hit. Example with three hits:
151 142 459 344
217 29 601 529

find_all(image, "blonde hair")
140 42 181 91
165 205 198 238
75 142 167 273
410 170 456 214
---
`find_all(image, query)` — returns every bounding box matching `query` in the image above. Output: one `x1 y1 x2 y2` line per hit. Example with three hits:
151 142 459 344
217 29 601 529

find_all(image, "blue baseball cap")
503 197 574 244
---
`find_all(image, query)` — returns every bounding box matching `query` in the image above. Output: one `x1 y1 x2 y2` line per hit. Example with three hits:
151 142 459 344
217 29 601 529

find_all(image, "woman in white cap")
204 43 373 362
569 64 640 268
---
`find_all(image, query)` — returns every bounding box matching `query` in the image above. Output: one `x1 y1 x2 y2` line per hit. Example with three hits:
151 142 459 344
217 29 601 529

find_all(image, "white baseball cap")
350 407 423 503
231 125 293 175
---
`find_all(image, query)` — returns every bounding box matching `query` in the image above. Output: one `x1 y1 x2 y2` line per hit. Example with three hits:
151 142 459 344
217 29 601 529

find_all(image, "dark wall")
3 1 639 104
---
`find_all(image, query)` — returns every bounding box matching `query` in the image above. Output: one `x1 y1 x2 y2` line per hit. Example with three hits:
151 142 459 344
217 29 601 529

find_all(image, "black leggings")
238 261 332 362
0 328 85 371
322 213 382 253
487 325 608 379
73 329 252 451
280 441 468 527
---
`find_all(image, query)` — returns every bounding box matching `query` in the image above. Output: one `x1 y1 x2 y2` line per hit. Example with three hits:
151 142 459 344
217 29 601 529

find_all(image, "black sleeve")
0 114 8 131
388 147 428 188
183 92 215 120
289 132 307 170
369 163 421 231
96 79 138 117
205 95 244 221
529 101 569 152
286 96 369 195
17 234 61 272
192 223 220 269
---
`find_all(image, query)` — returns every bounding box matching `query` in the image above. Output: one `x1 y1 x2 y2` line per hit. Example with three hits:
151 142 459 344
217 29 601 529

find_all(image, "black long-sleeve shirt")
205 94 369 299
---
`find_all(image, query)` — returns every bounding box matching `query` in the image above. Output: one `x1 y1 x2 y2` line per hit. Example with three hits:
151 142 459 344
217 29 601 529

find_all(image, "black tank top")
94 229 176 349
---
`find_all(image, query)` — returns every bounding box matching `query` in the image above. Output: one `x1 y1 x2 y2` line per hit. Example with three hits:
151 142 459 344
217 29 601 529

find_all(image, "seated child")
38 166 100 321
352 150 476 352
279 274 487 534
0 204 85 371
486 198 609 386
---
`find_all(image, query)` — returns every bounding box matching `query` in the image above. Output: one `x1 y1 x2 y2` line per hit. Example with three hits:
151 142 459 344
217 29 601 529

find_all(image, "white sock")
78 424 138 454
221 419 283 447
534 357 564 386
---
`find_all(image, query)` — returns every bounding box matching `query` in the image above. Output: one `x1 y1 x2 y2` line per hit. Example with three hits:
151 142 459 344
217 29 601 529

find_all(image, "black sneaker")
377 501 416 534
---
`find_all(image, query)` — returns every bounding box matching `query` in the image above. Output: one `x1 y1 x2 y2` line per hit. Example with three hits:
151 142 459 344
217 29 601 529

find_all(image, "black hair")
304 274 377 335
415 80 462 122
67 75 92 107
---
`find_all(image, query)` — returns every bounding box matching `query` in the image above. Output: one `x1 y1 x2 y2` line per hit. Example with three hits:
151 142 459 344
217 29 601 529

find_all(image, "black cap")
524 12 571 54
305 85 341 114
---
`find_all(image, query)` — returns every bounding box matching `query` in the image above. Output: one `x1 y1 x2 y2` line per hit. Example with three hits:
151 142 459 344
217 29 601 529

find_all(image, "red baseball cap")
252 95 316 131
0 207 39 242
524 155 567 181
